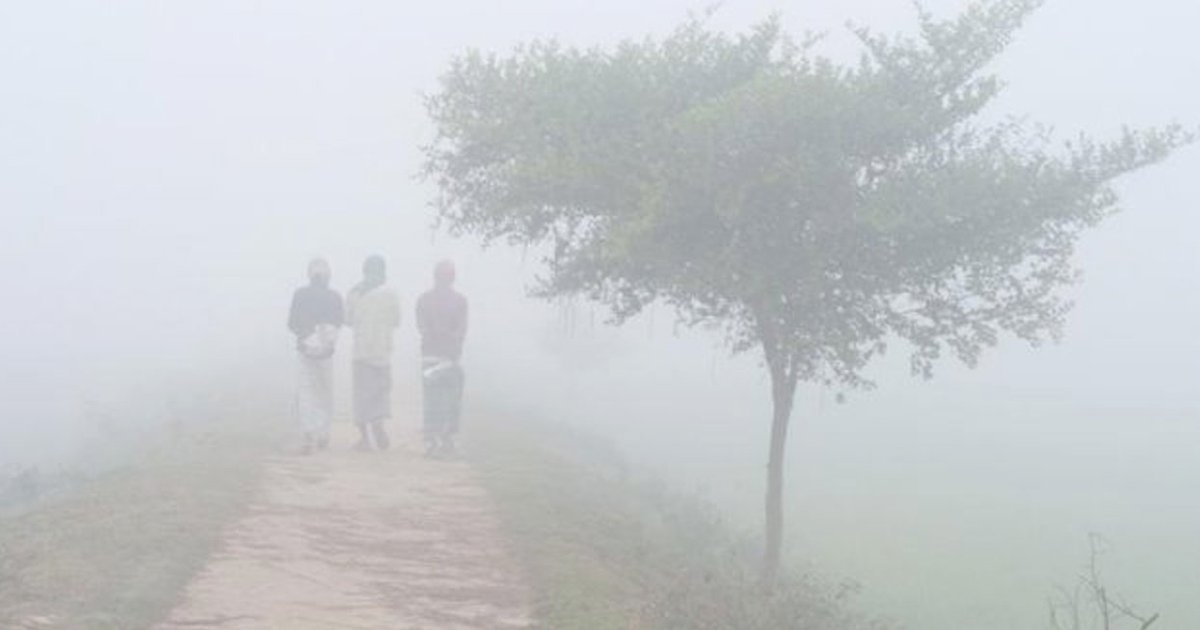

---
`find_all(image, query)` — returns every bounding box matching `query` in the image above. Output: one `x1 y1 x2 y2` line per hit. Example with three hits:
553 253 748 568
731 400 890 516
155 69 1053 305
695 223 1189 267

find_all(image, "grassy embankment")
468 408 890 630
0 392 278 630
1 389 886 630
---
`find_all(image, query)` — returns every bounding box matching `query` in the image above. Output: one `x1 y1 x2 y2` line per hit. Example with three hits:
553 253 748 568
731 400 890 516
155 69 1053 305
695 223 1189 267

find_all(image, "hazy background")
1 1 1196 628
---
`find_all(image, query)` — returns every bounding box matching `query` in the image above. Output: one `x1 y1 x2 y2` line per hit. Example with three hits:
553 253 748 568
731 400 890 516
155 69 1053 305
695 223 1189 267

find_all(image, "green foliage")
424 0 1191 387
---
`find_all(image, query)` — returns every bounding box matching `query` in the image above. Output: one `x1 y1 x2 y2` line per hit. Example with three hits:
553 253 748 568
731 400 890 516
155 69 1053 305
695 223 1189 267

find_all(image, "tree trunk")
762 352 798 584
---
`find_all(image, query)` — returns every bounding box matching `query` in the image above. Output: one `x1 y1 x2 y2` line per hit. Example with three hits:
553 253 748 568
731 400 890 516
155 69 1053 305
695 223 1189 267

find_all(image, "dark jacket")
288 284 344 339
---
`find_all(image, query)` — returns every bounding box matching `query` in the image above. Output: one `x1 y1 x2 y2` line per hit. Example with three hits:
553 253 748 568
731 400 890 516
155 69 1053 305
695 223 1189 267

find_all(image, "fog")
1 1 1196 629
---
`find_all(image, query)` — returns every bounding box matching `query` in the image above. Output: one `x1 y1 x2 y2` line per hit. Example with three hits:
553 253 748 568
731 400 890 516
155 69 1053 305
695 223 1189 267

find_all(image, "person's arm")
287 290 302 336
415 294 429 338
333 292 345 328
455 297 469 343
389 292 402 330
345 290 358 329
446 295 468 361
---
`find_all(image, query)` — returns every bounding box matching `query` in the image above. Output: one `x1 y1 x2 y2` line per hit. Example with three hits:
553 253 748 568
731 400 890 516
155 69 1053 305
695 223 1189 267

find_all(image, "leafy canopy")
423 0 1191 388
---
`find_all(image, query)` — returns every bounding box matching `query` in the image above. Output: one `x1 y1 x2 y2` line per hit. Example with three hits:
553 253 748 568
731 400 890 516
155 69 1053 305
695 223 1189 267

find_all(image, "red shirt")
416 286 468 360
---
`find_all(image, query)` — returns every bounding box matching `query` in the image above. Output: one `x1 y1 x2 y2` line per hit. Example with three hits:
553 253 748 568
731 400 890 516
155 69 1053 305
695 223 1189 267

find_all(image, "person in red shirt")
416 260 468 457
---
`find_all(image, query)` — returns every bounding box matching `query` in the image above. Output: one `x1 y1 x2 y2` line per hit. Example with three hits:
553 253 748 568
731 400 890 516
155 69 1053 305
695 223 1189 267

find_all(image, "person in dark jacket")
288 258 344 454
416 260 468 457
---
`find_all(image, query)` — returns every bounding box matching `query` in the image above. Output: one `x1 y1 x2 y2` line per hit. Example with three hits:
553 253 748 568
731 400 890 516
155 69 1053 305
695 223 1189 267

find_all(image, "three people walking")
288 256 467 456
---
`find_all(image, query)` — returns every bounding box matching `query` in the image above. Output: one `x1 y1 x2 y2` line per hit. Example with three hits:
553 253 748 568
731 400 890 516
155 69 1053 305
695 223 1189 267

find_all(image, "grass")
468 408 892 630
469 414 645 628
0 396 277 630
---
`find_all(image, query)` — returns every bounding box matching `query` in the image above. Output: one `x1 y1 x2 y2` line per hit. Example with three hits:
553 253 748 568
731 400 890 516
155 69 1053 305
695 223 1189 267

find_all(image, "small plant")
1049 533 1159 630
0 466 42 510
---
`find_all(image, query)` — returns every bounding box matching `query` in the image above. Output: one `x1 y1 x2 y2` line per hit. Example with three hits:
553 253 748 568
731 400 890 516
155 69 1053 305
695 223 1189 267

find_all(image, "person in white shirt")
346 255 401 451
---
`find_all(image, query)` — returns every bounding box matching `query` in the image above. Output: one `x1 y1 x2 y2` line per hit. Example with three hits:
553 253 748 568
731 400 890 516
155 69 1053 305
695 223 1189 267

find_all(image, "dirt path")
154 425 534 630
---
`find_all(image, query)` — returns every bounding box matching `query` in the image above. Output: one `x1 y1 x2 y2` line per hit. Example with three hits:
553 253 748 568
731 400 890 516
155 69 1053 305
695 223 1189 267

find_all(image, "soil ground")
153 425 533 630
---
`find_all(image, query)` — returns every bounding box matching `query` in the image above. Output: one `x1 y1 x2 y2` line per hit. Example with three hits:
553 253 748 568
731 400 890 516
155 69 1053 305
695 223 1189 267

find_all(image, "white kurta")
296 324 338 438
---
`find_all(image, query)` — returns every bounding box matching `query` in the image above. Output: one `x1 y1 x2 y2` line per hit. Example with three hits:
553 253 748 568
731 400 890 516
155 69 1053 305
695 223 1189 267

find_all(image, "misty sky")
1 1 1197 628
2 0 1195 401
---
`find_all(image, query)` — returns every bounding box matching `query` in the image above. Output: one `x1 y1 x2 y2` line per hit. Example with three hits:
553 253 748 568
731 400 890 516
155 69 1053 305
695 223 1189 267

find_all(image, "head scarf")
433 259 456 288
307 257 331 288
357 254 387 294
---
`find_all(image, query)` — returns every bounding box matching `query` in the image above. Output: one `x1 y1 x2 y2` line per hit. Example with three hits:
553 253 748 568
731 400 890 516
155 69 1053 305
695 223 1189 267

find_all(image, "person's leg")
447 365 465 436
370 420 390 450
315 357 334 450
437 366 465 455
366 364 392 450
436 381 456 453
354 425 372 450
296 355 321 455
421 359 442 456
351 361 373 450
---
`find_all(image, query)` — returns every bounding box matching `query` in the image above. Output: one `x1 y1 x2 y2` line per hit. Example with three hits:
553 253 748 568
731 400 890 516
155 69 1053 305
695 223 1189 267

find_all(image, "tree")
422 0 1191 580
1049 534 1160 630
